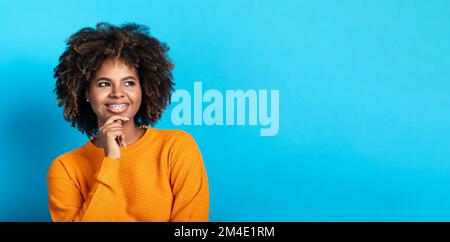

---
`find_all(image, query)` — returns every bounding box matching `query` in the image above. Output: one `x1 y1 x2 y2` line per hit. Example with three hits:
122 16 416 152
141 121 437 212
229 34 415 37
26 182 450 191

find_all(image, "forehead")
94 57 138 78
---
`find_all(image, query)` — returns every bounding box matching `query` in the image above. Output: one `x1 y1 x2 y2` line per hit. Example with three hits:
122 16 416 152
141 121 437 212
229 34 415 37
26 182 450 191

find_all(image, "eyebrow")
95 76 137 82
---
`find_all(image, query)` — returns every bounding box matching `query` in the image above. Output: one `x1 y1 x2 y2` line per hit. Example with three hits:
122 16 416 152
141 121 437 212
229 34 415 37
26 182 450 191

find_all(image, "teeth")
108 104 128 108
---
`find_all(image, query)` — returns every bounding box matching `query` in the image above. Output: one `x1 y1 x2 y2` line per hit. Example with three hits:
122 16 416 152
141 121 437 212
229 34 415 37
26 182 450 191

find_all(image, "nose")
109 84 125 98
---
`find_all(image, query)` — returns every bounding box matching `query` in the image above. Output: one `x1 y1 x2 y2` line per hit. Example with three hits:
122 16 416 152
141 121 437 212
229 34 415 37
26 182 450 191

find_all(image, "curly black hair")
54 22 174 138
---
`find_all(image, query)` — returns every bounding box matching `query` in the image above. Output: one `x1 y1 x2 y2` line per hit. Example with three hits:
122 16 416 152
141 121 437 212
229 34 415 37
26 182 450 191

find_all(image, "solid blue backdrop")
1 0 450 221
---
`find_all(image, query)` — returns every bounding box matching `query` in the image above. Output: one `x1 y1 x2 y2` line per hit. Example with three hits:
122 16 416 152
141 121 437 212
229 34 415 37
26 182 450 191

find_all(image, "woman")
47 22 209 222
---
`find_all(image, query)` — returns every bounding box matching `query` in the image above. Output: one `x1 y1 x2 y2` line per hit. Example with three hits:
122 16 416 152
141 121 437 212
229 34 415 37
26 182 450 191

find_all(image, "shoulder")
148 128 203 164
150 128 199 150
47 145 88 179
149 129 203 173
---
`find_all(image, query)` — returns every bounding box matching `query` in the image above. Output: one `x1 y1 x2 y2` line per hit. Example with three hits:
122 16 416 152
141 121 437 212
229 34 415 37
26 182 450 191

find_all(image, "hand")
98 115 130 160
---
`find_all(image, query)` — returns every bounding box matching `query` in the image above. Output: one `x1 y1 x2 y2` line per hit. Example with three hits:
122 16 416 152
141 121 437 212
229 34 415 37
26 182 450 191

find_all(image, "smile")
106 103 129 113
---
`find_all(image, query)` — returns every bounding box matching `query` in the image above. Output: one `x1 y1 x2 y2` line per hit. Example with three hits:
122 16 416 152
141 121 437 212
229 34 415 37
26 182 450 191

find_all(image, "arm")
47 157 122 222
169 145 210 222
47 115 129 222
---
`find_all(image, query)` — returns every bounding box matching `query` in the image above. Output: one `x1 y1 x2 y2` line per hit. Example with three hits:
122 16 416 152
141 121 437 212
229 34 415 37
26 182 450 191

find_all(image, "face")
86 57 142 126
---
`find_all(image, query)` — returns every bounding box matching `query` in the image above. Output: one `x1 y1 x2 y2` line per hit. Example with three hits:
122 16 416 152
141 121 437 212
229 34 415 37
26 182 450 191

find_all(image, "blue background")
1 0 450 221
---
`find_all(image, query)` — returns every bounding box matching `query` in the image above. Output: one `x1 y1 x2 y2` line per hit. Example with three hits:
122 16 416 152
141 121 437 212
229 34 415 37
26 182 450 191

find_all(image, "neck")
93 120 145 147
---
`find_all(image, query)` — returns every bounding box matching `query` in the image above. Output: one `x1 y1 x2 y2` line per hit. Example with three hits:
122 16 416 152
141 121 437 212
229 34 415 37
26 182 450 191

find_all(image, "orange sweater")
47 127 209 222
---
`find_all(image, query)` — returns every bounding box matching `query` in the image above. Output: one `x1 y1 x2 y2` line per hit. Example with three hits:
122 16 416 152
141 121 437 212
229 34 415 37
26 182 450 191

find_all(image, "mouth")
105 103 129 114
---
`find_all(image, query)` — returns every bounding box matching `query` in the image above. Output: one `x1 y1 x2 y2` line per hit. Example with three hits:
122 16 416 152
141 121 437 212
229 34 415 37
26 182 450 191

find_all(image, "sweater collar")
84 125 151 154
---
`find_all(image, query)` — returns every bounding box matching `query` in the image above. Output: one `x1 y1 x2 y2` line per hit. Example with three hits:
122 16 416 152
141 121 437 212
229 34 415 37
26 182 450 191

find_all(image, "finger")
120 134 127 148
100 125 124 134
101 121 124 130
104 128 125 136
114 135 122 148
104 115 130 125
103 130 125 145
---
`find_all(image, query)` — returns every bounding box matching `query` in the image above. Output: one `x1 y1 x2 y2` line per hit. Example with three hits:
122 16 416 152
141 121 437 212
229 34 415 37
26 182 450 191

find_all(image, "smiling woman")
48 22 209 222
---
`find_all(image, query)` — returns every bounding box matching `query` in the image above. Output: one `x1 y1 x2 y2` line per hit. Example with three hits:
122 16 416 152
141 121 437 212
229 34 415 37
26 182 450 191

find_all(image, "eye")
125 81 135 86
97 82 110 87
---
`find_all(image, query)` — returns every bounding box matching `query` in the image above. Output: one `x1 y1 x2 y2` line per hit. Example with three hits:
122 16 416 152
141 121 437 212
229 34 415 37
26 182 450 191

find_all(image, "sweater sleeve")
169 138 210 222
47 157 122 222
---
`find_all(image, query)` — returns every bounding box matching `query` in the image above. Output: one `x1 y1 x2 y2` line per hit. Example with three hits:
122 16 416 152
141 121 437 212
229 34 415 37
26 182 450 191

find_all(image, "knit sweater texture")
47 126 209 222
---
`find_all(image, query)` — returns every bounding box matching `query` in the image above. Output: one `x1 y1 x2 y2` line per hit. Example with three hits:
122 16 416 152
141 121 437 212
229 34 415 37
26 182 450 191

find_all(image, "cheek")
89 91 107 108
132 88 142 105
133 95 142 110
91 96 105 106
